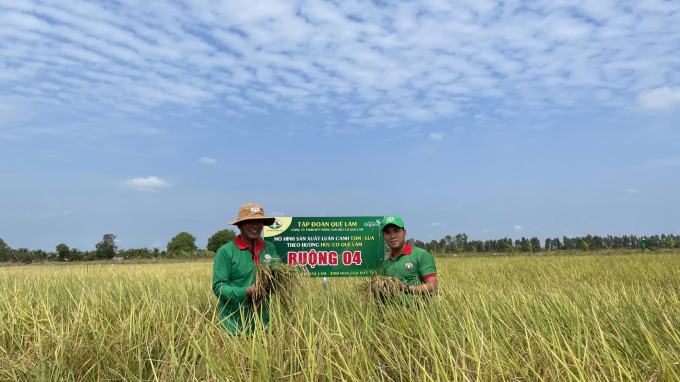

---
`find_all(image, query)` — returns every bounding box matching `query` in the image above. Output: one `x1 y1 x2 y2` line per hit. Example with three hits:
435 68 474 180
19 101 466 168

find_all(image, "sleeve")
212 246 249 304
418 250 437 279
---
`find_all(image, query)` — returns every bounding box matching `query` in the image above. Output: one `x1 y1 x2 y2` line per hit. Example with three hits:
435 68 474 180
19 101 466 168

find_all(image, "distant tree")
552 237 561 250
56 243 70 261
426 240 439 253
207 229 237 253
95 234 118 259
69 248 85 261
504 242 517 253
167 232 198 254
10 248 32 263
665 236 677 249
0 238 10 262
530 237 541 251
444 235 453 252
581 239 592 252
454 233 468 252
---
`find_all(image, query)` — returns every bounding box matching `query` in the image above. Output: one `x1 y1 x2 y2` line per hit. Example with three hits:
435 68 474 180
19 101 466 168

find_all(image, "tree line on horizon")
408 233 680 254
0 229 237 264
1 231 678 264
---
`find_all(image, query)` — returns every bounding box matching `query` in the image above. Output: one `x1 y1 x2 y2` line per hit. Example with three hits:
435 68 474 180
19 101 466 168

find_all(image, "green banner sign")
263 217 385 277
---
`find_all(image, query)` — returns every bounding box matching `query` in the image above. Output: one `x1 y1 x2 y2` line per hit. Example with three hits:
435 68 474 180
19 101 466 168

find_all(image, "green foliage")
581 240 592 252
504 242 517 253
95 234 118 259
117 247 159 260
206 229 237 253
56 243 70 261
167 232 198 254
0 238 9 262
165 249 214 259
10 248 33 263
68 248 85 262
666 237 677 249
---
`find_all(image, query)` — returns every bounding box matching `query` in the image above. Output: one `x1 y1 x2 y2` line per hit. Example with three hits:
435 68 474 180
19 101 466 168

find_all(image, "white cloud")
123 176 172 192
199 157 217 164
1 0 678 131
429 132 445 141
627 188 640 194
481 229 491 232
151 240 163 249
514 225 523 230
638 87 680 111
270 211 285 216
431 222 446 226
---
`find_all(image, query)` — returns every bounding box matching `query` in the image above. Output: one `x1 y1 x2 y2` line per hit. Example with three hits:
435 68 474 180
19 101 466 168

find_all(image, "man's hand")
389 276 439 295
389 277 410 293
246 285 257 299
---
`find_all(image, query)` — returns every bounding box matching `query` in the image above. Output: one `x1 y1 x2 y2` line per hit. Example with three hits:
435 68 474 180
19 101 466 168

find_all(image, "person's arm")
406 276 438 295
212 246 253 303
414 249 438 295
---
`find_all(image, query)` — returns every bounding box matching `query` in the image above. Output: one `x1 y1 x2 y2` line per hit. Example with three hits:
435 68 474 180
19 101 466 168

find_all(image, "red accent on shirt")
390 243 413 258
234 235 265 264
422 274 437 280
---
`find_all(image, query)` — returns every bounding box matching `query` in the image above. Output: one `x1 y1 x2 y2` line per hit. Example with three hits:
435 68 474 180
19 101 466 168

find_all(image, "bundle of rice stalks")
358 274 404 303
251 261 307 308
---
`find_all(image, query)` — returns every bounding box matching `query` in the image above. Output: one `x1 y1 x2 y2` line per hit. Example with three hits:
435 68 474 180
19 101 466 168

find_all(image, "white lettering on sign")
286 250 360 268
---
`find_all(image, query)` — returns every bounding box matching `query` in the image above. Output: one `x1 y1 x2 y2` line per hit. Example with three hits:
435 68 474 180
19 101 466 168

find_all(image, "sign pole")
323 277 327 293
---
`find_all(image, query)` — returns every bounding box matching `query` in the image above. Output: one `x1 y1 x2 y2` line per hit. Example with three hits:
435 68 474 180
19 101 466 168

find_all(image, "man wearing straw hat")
379 215 439 296
212 203 278 334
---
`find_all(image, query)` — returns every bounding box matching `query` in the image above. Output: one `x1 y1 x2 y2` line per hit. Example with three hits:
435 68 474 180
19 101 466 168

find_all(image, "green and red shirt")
212 236 277 334
379 243 437 286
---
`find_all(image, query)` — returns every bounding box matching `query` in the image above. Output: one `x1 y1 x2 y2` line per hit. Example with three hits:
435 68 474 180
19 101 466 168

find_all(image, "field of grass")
1 252 679 381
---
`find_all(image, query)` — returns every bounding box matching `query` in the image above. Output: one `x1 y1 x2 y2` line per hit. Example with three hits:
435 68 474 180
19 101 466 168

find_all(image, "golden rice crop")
1 251 679 381
357 274 403 302
251 261 307 307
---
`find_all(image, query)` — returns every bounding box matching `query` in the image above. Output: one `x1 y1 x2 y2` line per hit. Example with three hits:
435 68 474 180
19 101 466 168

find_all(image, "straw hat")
228 203 276 226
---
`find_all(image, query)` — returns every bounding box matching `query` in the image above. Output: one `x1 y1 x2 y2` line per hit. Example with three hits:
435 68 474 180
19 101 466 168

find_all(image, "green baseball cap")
381 215 405 231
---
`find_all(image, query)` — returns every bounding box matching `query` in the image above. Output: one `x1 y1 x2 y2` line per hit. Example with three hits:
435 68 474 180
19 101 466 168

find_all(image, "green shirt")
379 243 437 286
212 236 277 334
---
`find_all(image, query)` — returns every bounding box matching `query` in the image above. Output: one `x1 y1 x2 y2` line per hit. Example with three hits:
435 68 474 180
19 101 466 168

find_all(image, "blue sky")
1 0 679 251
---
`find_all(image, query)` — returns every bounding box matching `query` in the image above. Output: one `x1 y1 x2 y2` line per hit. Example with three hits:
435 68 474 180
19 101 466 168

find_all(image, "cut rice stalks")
358 274 404 303
251 261 308 309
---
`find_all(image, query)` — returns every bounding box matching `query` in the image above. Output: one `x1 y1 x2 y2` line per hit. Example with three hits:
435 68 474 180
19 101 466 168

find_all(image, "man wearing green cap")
212 203 279 334
378 215 439 296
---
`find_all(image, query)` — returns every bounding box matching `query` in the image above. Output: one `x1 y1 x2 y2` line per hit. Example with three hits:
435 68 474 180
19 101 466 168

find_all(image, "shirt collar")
234 235 265 252
390 243 413 258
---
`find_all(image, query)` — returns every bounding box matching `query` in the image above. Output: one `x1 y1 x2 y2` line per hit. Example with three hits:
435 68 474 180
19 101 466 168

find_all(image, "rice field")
1 252 679 381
